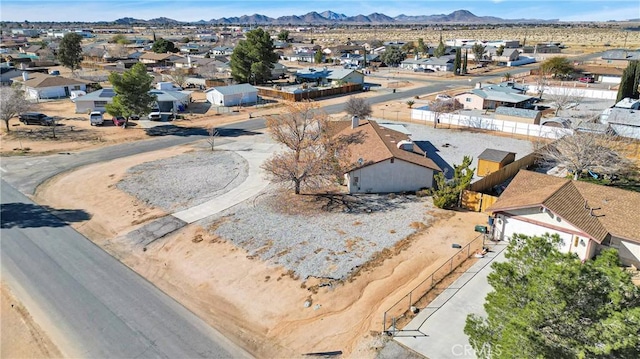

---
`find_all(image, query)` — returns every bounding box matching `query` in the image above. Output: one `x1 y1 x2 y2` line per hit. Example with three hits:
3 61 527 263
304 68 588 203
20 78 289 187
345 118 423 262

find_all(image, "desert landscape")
2 10 640 357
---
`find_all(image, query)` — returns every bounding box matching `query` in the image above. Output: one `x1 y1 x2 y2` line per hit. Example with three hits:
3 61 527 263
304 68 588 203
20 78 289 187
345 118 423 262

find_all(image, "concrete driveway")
394 243 508 359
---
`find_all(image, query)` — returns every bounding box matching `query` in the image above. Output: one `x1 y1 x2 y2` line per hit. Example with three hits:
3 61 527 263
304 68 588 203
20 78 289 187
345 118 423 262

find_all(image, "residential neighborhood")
1 5 640 359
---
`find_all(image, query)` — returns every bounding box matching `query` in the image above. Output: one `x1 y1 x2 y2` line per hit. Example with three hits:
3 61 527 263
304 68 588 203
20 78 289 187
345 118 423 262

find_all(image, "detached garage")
205 83 258 107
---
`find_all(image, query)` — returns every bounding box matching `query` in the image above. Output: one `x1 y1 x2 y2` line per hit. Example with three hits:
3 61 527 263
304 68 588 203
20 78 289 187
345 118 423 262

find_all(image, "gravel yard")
207 189 436 281
396 121 534 180
117 150 248 212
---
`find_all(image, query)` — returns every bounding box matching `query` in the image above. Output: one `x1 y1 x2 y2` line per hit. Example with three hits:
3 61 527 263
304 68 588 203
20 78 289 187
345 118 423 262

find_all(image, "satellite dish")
357 157 364 166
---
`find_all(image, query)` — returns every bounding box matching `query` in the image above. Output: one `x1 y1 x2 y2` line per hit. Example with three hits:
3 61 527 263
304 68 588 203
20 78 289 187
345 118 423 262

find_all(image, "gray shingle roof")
208 83 257 96
478 148 515 162
495 106 541 119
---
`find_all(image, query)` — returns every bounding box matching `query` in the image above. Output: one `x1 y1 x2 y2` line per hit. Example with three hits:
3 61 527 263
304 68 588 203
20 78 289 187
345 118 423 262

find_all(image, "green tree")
230 28 278 84
416 38 427 56
465 234 640 359
462 49 468 74
105 63 156 120
151 38 177 53
429 156 474 209
57 32 83 75
496 44 505 56
453 48 461 75
314 50 323 64
110 34 130 45
503 72 512 81
471 43 486 63
277 30 290 41
540 56 575 78
616 60 640 102
401 42 415 54
181 37 191 43
434 37 446 58
381 46 404 67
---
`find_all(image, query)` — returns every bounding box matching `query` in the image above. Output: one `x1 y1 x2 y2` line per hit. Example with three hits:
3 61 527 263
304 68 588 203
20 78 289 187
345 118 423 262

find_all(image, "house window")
465 97 471 102
73 85 81 90
390 158 394 164
353 176 359 184
94 101 108 107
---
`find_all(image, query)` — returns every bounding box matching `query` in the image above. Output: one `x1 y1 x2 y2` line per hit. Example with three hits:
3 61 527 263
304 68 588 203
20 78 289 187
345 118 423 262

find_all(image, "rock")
314 304 321 311
304 300 312 308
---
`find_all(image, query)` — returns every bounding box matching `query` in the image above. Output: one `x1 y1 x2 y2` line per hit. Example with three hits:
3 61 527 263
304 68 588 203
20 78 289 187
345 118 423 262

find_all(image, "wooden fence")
258 83 362 102
461 152 539 212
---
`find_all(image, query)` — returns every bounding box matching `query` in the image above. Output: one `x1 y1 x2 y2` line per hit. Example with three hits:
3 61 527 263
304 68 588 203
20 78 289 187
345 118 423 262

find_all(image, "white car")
89 111 103 126
435 94 452 101
148 111 162 121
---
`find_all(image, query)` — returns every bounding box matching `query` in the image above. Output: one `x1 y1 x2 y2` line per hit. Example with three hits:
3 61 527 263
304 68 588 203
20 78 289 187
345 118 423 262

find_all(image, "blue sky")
1 1 639 22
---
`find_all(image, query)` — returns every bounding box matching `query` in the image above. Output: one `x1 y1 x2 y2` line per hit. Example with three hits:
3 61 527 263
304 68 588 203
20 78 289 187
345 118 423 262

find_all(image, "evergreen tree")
57 32 83 75
151 38 177 53
616 60 640 102
105 63 156 119
230 28 278 84
416 38 426 56
314 50 323 64
453 48 461 75
434 33 446 58
429 156 474 208
462 49 468 74
381 46 404 67
466 234 640 359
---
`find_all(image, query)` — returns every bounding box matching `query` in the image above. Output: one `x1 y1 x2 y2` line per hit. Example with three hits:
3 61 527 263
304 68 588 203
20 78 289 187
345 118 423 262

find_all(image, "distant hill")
116 9 558 25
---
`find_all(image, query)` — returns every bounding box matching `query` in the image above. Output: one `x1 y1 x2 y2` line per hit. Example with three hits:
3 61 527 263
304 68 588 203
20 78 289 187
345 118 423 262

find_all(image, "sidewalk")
172 140 281 223
394 242 508 359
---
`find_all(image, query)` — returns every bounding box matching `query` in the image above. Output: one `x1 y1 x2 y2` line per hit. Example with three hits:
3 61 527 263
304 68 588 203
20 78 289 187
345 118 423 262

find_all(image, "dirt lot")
33 140 487 357
1 283 62 358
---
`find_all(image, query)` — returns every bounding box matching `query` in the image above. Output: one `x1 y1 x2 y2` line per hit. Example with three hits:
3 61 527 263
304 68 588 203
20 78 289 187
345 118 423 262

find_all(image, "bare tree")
429 99 462 128
206 127 219 151
344 96 372 119
535 70 550 100
109 44 130 59
547 87 584 116
195 64 218 80
536 132 635 180
262 101 348 194
0 85 31 132
169 68 189 89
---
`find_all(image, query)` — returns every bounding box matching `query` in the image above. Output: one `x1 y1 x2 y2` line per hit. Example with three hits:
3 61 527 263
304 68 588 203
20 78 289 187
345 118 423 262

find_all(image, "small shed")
205 83 258 107
477 149 516 177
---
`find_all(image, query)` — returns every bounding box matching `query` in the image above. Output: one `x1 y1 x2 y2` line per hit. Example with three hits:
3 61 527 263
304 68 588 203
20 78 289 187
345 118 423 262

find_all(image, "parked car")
129 114 140 121
112 116 127 127
18 112 54 126
435 94 452 101
89 111 103 126
579 77 595 83
148 111 161 121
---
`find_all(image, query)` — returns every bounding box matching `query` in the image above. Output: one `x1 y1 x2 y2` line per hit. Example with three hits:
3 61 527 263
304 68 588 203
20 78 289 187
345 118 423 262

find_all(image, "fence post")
383 312 387 333
409 292 412 308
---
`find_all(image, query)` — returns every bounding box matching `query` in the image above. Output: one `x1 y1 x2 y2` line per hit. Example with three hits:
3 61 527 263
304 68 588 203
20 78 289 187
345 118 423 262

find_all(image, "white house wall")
609 237 640 267
494 212 592 260
346 158 434 194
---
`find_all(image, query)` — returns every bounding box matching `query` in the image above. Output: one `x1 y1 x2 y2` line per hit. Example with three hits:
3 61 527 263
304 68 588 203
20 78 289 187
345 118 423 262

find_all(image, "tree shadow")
414 141 454 179
1 202 91 229
313 193 412 213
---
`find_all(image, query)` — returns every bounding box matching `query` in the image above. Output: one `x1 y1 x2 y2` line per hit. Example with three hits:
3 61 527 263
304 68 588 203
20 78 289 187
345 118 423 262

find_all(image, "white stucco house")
11 72 88 100
336 118 441 194
488 170 640 267
205 83 257 107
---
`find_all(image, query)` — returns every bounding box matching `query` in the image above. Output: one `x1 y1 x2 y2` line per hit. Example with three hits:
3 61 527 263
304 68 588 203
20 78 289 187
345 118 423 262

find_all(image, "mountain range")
113 10 559 25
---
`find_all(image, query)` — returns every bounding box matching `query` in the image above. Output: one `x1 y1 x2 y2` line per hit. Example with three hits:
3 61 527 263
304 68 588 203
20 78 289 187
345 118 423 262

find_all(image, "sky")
1 0 639 23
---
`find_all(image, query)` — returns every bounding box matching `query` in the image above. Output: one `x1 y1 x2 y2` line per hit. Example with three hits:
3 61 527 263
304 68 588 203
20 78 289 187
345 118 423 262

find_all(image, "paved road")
0 180 252 358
